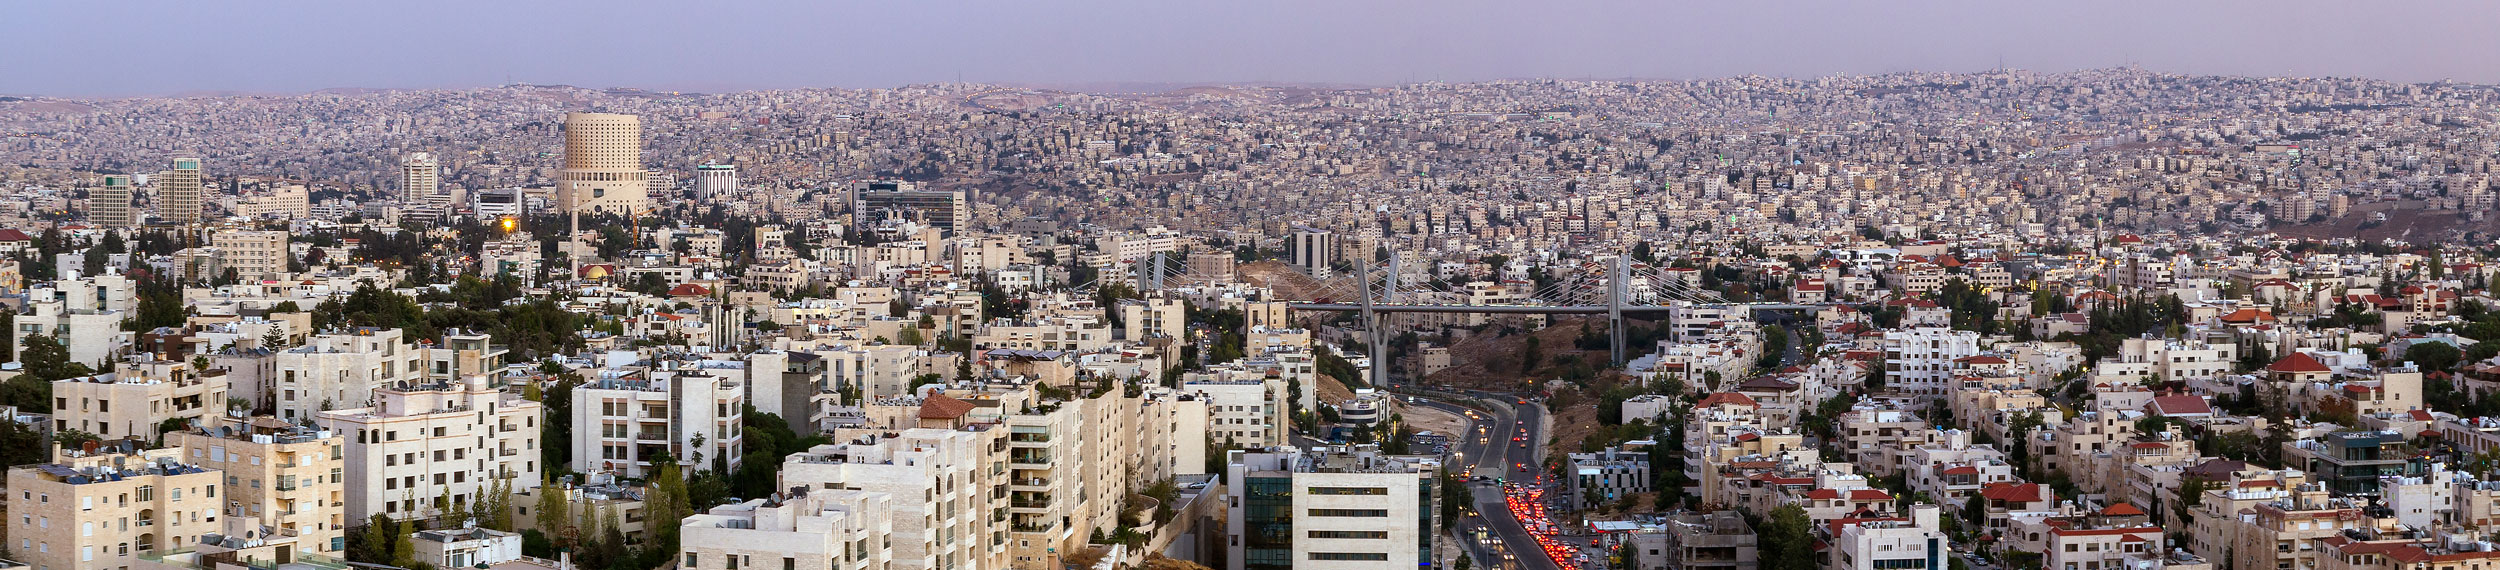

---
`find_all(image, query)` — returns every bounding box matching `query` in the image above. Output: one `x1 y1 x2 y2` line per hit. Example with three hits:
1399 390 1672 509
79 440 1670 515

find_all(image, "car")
1518 441 1528 449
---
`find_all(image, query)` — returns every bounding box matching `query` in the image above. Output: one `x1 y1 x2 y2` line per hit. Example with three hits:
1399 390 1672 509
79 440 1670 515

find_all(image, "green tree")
1760 504 1815 570
534 484 572 547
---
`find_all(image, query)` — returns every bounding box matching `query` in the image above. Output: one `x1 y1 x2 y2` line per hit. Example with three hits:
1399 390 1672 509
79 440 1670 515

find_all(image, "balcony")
1011 522 1054 533
1009 452 1052 466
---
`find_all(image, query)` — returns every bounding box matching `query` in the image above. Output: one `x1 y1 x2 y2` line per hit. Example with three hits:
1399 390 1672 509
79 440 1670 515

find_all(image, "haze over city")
7 0 2500 96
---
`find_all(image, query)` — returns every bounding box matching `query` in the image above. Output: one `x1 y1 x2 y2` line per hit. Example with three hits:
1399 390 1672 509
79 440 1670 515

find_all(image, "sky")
5 0 2496 97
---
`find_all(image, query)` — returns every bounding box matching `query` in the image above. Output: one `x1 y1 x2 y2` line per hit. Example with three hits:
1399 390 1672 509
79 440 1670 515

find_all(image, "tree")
19 333 91 383
2406 342 2464 375
1760 504 1815 570
534 484 573 547
1522 336 1543 374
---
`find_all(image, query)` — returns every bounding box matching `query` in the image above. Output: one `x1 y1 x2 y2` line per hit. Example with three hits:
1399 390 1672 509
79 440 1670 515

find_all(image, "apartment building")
570 365 745 478
7 444 224 570
1829 506 1946 570
779 429 1003 570
1225 446 1439 570
51 360 226 441
315 376 543 523
1880 327 1983 400
679 490 895 570
209 230 290 281
15 273 137 366
164 417 347 557
273 328 423 421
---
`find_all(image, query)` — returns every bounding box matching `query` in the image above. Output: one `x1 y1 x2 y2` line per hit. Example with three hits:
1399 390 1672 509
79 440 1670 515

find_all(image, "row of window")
1305 509 1387 517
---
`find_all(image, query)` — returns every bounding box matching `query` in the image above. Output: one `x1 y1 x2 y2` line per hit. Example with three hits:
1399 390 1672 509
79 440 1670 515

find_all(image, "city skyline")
5 0 2499 97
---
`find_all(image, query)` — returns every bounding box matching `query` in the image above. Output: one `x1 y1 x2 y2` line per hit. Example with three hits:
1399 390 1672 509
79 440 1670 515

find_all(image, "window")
1308 553 1388 561
1306 530 1388 539
1306 487 1388 496
1307 509 1388 517
685 554 697 568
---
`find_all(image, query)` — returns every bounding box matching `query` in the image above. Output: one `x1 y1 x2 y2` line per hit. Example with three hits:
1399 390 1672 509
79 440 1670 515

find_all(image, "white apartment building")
15 273 137 366
779 429 1002 570
1880 327 1983 400
679 490 895 570
1831 505 1946 570
1181 376 1287 449
570 365 745 478
52 359 226 441
1225 446 1439 570
315 376 543 523
273 328 424 421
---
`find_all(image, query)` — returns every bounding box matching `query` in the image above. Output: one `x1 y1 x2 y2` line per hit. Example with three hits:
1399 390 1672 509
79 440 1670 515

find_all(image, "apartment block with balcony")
51 359 227 441
164 417 346 556
569 364 744 478
315 375 543 523
680 490 895 570
273 328 423 421
7 443 225 570
778 428 1003 570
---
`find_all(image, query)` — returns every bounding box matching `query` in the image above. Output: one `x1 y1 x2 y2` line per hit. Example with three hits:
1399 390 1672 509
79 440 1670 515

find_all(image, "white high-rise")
402 152 440 201
694 163 737 202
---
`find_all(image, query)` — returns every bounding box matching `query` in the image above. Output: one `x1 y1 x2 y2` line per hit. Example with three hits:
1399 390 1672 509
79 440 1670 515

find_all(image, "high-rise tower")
90 174 134 227
558 112 645 217
401 152 439 201
159 157 205 224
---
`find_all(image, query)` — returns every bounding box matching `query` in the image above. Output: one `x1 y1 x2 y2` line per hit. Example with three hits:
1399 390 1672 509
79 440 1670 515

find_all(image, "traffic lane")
1477 483 1562 570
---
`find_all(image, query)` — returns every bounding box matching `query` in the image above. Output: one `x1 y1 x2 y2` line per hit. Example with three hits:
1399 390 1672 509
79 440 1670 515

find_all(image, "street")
1412 394 1561 570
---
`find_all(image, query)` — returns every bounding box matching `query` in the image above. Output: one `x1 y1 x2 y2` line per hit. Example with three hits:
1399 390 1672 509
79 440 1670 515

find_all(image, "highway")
1411 393 1559 570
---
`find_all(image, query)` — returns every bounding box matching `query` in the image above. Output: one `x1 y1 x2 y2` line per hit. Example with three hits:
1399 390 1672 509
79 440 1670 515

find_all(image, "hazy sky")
6 0 2496 97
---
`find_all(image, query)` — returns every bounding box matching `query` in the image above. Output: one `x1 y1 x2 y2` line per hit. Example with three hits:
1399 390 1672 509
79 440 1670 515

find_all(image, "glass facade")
1244 477 1294 570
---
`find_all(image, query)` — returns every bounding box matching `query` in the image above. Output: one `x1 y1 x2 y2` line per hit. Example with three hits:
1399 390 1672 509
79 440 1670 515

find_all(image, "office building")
559 112 646 216
164 417 348 557
314 375 544 523
160 157 206 224
694 163 737 201
852 180 965 231
92 174 135 228
1290 228 1335 277
1225 446 1439 570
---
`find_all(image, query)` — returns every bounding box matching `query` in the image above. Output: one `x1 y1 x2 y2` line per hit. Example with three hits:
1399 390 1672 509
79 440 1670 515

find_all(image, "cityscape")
3 4 2500 570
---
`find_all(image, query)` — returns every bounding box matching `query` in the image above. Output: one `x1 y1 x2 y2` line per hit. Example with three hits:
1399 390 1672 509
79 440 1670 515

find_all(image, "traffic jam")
1502 477 1588 569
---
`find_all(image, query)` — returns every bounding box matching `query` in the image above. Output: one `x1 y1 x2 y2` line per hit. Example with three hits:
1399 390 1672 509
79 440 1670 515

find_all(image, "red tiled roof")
2102 503 2145 516
1980 483 2046 503
2269 353 2331 373
0 229 28 242
1849 489 1893 500
669 283 713 296
918 394 976 420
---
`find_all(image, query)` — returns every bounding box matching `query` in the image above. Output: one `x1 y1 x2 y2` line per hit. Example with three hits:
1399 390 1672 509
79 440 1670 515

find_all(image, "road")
1413 394 1559 570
